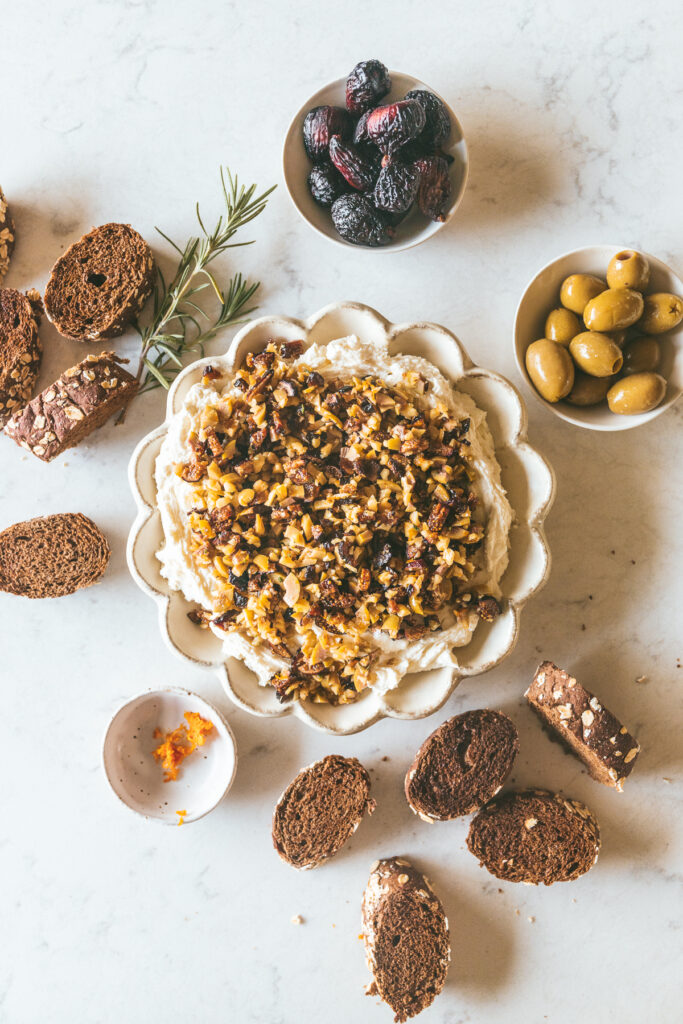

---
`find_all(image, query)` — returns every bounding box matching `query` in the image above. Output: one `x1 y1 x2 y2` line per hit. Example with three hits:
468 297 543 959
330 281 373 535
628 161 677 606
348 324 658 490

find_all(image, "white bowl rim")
101 685 237 825
513 243 683 431
127 300 556 735
282 69 469 254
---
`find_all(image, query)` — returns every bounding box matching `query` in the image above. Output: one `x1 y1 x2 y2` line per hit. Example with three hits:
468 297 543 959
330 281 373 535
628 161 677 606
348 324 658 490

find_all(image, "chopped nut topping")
178 341 488 704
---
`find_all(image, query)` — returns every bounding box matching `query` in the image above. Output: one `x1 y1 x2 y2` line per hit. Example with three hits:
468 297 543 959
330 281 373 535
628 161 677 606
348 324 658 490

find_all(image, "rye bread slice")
44 223 155 341
405 709 519 822
4 351 137 461
467 788 600 885
526 661 640 791
0 288 42 427
0 187 15 281
362 858 450 1023
272 754 374 869
0 512 110 598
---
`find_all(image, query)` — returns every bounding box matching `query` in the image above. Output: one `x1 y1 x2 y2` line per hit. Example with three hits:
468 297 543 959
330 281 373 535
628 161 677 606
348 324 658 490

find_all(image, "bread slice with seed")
0 288 42 427
44 223 155 341
0 513 110 598
405 709 519 822
526 661 640 791
467 788 600 885
0 187 15 281
272 754 374 869
4 351 137 461
362 858 450 1023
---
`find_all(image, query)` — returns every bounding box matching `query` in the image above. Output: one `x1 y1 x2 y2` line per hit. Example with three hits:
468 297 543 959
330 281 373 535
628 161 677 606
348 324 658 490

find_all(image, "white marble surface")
1 2 682 1022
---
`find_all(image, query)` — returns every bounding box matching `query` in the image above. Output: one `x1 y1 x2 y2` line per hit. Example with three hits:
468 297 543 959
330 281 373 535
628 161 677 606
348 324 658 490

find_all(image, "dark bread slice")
0 288 42 427
526 661 640 791
0 187 15 281
0 512 110 598
362 857 450 1023
272 754 374 869
467 788 600 885
4 351 137 461
44 223 155 341
405 709 519 822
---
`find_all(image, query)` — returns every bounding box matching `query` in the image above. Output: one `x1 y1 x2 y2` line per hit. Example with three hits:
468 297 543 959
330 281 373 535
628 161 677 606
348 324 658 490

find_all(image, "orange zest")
176 810 187 826
152 711 214 782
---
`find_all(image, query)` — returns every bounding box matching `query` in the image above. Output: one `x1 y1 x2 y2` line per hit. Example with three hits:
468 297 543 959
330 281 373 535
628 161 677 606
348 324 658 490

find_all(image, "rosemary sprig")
133 167 276 395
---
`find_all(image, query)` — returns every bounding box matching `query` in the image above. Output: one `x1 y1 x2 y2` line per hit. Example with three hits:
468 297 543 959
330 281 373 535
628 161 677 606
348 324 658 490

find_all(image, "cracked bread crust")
467 788 601 885
526 661 640 791
0 188 15 282
272 754 374 869
0 512 110 598
44 222 155 341
4 351 137 461
362 857 450 1023
0 288 42 427
405 708 519 821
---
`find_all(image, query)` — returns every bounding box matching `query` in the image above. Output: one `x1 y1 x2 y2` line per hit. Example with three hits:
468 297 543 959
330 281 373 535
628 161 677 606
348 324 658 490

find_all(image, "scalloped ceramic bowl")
282 71 468 252
514 245 683 430
128 302 555 735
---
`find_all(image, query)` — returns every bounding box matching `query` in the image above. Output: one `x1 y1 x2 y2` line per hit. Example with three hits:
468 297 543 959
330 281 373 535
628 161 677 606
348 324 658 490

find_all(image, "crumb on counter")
152 711 214 781
290 914 304 925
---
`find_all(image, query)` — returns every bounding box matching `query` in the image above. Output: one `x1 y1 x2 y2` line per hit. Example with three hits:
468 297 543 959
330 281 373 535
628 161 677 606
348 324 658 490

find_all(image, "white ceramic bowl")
102 687 237 824
514 245 683 431
128 302 555 735
282 71 468 252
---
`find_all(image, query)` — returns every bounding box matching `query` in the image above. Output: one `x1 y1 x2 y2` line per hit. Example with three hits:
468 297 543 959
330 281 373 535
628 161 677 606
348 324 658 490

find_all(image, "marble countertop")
2 2 682 1022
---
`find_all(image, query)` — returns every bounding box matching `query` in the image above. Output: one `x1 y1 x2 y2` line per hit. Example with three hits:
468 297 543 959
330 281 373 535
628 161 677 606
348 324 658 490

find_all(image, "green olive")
569 332 624 377
565 371 613 406
525 339 574 403
583 288 644 332
622 336 660 376
639 292 683 334
560 274 606 315
545 308 581 346
607 372 667 415
606 250 650 291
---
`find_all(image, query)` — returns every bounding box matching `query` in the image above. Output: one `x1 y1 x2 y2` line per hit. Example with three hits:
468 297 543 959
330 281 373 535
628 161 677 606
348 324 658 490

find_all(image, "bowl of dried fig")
282 60 469 252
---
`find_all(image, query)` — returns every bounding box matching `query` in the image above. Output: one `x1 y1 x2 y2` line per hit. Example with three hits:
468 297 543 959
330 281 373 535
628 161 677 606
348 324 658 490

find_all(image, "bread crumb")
528 916 535 923
635 675 648 684
290 914 304 925
515 909 520 916
663 777 672 784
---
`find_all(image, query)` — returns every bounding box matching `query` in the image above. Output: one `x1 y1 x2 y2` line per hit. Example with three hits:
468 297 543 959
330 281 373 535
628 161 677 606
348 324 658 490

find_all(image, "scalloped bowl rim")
282 70 469 253
127 301 555 735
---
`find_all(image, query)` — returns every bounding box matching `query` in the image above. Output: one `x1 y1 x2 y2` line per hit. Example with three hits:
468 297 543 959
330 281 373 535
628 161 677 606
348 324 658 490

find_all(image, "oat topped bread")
362 858 450 1022
526 660 640 791
466 788 601 885
0 513 110 598
156 334 512 705
0 288 42 428
44 223 155 341
0 187 15 282
272 754 374 869
405 709 519 822
4 351 138 461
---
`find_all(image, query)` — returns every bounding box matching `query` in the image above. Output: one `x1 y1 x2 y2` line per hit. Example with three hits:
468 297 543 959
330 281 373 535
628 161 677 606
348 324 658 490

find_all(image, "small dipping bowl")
103 687 237 824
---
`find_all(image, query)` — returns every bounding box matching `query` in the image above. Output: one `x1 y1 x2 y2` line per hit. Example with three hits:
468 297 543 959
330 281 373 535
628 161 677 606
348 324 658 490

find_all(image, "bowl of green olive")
514 245 683 430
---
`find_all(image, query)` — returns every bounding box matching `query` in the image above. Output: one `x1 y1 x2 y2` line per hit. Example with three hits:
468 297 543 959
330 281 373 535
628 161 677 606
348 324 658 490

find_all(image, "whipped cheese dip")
155 335 512 696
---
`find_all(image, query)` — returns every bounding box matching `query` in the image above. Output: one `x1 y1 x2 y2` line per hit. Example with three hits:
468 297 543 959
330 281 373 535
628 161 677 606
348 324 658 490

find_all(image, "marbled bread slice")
362 858 450 1023
526 661 640 791
44 222 155 341
272 754 374 869
0 288 42 427
4 351 137 461
466 789 600 885
405 709 519 822
0 187 15 281
0 512 110 598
